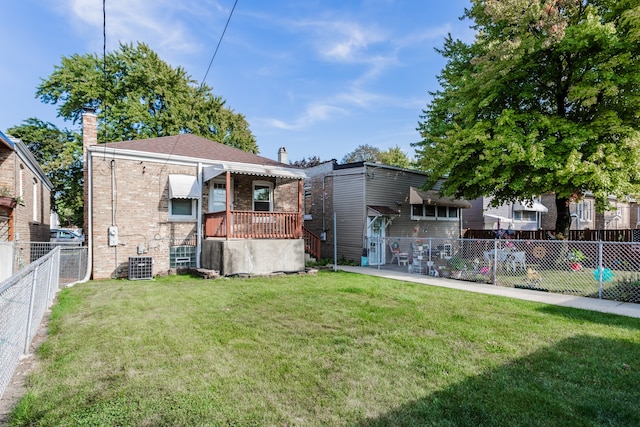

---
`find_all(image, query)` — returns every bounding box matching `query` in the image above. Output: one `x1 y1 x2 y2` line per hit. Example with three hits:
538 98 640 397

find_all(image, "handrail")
303 226 321 260
204 211 301 239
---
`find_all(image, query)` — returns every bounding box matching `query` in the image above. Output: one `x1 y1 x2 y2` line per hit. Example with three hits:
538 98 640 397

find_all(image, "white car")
50 229 85 243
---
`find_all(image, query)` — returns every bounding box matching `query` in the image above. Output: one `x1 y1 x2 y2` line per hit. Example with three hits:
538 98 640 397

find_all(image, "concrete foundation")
201 239 305 276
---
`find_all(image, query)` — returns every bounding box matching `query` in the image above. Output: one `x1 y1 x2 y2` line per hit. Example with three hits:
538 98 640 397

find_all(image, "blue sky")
1 0 473 163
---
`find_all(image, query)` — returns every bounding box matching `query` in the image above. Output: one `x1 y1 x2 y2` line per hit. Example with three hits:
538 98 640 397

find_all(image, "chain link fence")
11 242 87 286
0 243 88 400
367 237 640 303
0 247 60 399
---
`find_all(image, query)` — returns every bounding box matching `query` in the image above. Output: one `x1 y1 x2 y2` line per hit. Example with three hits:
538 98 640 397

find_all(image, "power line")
199 0 238 90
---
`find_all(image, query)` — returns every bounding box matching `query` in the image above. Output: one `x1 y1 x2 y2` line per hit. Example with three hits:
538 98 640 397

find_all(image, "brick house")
82 112 306 279
0 130 52 243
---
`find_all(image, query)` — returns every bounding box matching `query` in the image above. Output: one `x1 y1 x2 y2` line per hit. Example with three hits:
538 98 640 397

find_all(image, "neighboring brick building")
82 112 306 279
0 130 52 243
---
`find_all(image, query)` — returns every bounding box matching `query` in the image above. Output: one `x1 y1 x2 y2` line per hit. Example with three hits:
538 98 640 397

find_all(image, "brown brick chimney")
82 109 97 239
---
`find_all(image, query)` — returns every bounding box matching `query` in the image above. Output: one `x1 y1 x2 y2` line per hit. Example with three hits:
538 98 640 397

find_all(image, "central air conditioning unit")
128 256 153 280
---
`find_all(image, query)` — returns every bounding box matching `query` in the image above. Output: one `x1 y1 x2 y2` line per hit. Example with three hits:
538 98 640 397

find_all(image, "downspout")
322 175 326 235
72 149 93 285
196 162 203 268
111 159 117 275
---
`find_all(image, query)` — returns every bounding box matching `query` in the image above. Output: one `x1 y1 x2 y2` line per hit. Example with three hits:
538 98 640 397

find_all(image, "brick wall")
90 159 302 279
0 148 50 242
303 174 335 260
14 168 51 242
90 157 197 279
0 149 13 190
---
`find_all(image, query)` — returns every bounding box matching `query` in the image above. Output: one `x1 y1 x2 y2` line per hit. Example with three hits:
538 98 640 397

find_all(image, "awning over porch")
513 200 548 212
409 187 471 208
168 174 200 199
203 162 306 182
367 205 399 217
483 213 513 223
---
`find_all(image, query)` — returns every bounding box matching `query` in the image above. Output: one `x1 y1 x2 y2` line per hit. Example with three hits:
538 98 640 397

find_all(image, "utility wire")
199 0 238 90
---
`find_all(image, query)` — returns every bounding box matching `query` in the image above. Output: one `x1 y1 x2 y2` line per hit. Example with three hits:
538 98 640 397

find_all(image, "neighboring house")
303 161 471 265
465 196 548 231
0 130 52 243
0 130 52 281
82 111 306 279
540 193 629 231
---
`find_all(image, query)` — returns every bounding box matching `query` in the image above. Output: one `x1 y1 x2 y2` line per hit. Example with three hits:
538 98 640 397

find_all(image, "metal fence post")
492 241 498 285
47 250 56 304
24 265 39 354
598 241 603 299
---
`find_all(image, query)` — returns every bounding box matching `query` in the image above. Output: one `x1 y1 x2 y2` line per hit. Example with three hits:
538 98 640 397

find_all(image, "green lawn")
9 271 640 426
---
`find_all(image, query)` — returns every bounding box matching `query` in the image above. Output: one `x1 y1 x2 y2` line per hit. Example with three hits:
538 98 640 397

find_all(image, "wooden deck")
204 211 302 239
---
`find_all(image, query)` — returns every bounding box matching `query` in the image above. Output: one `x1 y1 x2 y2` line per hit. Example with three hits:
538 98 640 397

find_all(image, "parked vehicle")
50 229 84 243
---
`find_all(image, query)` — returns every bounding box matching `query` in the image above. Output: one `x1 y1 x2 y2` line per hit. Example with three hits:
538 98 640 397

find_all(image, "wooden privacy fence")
464 229 640 242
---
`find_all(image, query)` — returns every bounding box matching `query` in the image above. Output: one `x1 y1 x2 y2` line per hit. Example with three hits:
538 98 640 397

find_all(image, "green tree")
415 0 640 235
379 145 412 169
10 43 258 228
291 156 323 168
342 144 412 168
37 42 257 152
341 144 381 164
8 119 83 227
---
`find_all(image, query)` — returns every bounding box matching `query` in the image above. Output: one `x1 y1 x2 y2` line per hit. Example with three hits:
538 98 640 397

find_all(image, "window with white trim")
169 199 197 221
32 178 38 222
410 204 458 220
253 180 273 212
578 200 592 222
168 174 199 222
19 165 24 199
208 177 233 212
513 210 537 222
303 186 312 220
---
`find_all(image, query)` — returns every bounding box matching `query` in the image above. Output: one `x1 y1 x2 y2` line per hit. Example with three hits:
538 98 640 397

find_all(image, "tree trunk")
555 195 572 237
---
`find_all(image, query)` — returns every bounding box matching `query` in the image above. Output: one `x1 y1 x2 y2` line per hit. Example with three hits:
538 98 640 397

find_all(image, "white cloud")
263 103 348 131
63 0 204 54
298 19 388 64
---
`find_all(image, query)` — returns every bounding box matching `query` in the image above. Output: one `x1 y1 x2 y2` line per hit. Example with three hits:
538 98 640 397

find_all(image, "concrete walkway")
337 266 640 319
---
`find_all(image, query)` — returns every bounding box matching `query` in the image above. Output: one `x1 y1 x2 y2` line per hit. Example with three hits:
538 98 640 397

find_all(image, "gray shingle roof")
104 134 287 167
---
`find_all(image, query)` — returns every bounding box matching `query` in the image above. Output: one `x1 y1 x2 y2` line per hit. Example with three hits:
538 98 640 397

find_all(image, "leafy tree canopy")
9 42 259 228
8 119 83 227
37 42 258 152
415 0 640 233
342 144 413 168
291 156 324 168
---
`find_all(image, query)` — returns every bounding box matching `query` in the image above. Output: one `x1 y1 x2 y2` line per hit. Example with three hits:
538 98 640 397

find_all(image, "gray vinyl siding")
364 165 462 239
333 171 365 261
464 198 486 230
303 162 467 263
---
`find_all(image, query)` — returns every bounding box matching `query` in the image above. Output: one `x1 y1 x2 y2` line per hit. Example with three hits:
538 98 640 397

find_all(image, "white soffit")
203 163 306 181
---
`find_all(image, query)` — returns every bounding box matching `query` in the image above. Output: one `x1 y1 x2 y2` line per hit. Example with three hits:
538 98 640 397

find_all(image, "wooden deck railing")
303 226 321 260
204 211 302 239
